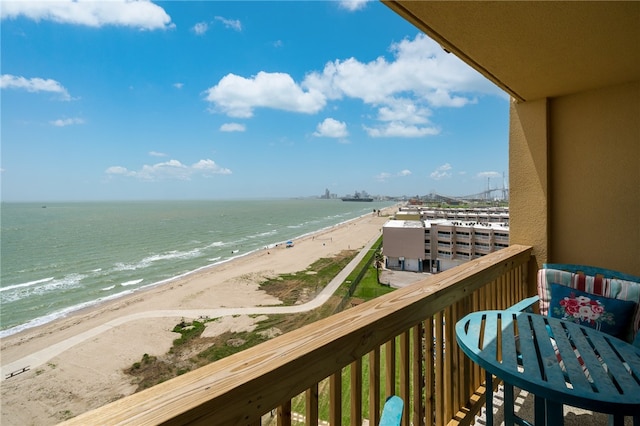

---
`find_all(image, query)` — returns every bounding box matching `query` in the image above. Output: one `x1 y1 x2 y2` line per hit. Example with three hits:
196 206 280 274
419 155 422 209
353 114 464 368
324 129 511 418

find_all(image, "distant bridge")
426 188 509 203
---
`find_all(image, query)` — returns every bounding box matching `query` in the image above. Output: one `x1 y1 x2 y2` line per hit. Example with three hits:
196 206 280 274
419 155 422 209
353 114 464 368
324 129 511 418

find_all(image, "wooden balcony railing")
61 244 533 426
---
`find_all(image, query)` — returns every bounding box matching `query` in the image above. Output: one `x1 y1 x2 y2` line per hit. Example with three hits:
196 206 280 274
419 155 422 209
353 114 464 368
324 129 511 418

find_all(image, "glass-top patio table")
455 310 640 426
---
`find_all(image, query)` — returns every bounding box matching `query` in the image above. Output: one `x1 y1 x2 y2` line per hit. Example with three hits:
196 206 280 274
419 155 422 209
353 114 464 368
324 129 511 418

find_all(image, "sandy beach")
0 207 396 425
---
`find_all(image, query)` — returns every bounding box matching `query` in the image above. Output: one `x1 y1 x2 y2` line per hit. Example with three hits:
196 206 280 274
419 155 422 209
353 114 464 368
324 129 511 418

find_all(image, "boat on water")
341 191 373 202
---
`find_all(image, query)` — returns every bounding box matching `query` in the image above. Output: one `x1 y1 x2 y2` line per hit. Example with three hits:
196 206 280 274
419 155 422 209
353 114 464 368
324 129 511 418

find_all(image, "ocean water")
0 199 394 338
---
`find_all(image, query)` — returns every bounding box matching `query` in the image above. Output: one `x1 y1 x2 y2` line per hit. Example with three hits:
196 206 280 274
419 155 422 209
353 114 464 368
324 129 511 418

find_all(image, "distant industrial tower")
502 172 509 201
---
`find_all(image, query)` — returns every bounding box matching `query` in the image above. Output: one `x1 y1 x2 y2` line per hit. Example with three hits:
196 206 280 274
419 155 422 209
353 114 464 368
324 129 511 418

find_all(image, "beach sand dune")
0 207 395 425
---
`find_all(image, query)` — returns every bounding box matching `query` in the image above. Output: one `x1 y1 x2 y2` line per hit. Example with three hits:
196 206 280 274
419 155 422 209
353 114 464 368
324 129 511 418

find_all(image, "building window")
438 250 451 259
456 252 471 259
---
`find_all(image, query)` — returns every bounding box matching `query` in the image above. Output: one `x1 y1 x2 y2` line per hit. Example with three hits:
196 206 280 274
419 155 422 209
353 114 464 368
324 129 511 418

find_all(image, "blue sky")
1 0 509 202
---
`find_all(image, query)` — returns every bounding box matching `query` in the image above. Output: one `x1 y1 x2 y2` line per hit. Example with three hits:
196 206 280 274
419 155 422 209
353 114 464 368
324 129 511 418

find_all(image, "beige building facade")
383 211 510 273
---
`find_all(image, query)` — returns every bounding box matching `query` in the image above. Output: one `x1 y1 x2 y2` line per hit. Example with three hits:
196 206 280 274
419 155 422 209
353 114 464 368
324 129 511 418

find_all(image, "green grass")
171 320 205 346
260 251 357 305
197 331 269 363
352 264 394 299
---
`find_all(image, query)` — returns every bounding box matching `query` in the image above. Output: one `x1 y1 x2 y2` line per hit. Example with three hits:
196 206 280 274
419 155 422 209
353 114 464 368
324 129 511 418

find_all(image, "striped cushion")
537 265 640 343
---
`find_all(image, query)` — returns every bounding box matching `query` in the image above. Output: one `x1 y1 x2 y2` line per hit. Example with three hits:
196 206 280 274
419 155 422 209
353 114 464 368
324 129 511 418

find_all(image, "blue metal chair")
379 395 403 426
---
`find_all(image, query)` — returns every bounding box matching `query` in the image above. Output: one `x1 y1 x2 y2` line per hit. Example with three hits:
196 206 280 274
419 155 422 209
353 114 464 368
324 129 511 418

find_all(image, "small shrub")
172 320 205 346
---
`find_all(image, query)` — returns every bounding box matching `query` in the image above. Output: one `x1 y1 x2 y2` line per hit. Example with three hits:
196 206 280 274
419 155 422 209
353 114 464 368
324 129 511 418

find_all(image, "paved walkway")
379 269 432 288
1 232 382 381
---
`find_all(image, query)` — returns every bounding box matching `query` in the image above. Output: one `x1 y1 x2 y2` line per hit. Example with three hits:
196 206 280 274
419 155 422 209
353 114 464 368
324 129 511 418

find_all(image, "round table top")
455 310 640 415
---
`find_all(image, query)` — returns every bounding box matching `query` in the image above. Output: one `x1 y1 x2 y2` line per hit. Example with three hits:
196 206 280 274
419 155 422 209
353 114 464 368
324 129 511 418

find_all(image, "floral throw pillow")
549 283 637 339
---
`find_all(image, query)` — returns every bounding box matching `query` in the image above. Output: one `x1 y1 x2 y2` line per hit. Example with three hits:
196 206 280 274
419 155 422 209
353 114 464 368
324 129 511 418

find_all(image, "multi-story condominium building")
383 208 509 273
396 206 509 224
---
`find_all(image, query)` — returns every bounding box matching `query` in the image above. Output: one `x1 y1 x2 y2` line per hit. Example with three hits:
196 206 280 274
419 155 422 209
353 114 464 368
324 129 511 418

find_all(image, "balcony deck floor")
473 385 633 426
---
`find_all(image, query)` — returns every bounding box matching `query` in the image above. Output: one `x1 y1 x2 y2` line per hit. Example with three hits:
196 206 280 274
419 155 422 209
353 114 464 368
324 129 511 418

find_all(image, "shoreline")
0 205 397 426
0 206 390 340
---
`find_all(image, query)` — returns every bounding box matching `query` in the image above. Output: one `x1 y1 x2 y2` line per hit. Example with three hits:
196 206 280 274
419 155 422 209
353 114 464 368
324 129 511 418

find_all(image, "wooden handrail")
61 245 533 426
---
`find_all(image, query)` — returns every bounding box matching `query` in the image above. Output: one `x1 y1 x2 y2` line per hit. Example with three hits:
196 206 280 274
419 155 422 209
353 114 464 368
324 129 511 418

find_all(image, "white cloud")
377 99 432 125
476 171 502 179
364 122 439 138
204 71 326 118
140 159 190 180
50 117 84 127
304 34 495 106
376 172 392 182
1 0 173 30
105 166 130 175
214 16 242 31
173 82 184 89
204 33 501 138
192 22 208 35
149 151 168 157
192 159 231 174
105 158 231 181
194 17 241 36
430 163 453 180
220 122 246 132
313 118 348 138
1 74 72 100
426 88 477 108
303 33 500 137
376 169 411 182
338 0 371 12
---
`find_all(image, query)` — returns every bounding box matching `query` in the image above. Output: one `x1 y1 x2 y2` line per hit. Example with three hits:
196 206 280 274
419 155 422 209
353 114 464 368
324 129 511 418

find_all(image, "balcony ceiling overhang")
383 1 640 102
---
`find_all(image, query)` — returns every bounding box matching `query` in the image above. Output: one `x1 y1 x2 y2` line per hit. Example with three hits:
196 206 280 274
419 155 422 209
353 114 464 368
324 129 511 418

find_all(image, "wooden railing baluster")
277 401 291 426
400 330 410 426
435 311 445 425
385 338 396 398
330 372 341 426
412 323 424 426
444 305 455 421
424 317 435 426
369 347 381 426
306 384 318 425
350 359 362 426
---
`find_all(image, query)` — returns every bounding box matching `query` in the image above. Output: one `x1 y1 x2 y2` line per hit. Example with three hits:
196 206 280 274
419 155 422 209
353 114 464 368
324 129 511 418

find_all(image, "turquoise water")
0 199 394 337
